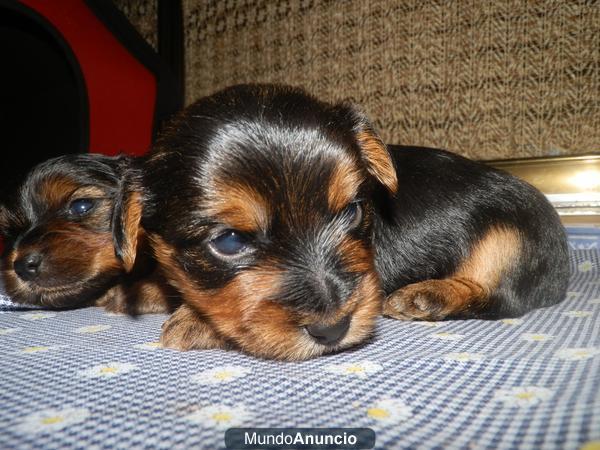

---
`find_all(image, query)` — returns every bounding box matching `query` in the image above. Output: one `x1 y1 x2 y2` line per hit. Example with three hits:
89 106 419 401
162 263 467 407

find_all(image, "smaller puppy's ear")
0 203 23 238
112 161 143 273
0 205 9 239
0 205 8 236
345 106 398 194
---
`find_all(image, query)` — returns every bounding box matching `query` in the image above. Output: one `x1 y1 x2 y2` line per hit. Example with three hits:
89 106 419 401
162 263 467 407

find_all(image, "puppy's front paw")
160 304 227 351
383 280 451 321
96 286 128 313
384 278 487 321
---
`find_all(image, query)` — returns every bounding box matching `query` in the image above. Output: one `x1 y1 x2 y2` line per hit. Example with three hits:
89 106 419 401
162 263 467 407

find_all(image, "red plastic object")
20 0 157 156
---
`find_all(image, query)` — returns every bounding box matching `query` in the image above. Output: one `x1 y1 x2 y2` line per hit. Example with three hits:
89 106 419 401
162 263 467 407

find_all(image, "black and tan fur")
141 84 569 360
0 154 178 314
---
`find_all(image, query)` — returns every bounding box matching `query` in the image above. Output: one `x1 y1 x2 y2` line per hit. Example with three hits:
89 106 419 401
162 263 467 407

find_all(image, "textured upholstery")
0 230 598 449
115 1 600 160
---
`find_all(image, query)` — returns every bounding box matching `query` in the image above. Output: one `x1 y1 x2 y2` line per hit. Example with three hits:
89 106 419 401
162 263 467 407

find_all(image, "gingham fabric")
0 231 598 450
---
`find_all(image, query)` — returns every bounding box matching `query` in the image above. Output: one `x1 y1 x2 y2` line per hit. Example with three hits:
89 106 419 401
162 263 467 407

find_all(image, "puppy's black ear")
0 204 8 236
340 105 398 194
112 158 143 273
0 203 24 239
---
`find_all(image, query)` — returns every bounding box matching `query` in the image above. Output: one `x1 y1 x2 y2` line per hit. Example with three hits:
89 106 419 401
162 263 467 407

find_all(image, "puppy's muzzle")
304 315 351 346
13 252 43 281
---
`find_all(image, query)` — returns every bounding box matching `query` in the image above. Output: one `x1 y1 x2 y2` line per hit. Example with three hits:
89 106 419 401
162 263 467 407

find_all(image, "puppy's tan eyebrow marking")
70 185 108 199
204 180 270 232
39 176 80 207
328 157 363 213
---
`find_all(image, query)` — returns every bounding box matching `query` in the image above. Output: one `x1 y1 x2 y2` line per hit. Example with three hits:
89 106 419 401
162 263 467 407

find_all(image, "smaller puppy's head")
0 154 143 307
145 84 398 360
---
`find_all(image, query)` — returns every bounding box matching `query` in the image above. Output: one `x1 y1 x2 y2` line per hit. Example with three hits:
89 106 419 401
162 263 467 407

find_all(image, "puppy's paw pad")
384 282 448 321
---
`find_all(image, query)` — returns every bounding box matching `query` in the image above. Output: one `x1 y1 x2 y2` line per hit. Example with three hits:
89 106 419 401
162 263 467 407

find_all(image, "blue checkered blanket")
0 229 598 450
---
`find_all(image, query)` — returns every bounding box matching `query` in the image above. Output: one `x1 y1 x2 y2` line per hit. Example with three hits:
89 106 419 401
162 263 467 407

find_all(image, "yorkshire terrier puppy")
0 154 178 314
142 84 569 360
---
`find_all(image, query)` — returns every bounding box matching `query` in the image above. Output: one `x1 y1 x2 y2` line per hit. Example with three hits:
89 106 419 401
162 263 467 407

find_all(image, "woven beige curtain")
118 0 600 160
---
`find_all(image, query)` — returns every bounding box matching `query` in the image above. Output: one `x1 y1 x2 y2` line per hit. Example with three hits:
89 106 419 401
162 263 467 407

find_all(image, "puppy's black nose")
305 315 351 346
14 252 43 281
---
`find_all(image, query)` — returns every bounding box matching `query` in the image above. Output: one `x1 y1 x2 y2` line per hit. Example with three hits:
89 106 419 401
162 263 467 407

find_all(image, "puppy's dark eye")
341 201 363 229
68 198 95 217
210 230 248 256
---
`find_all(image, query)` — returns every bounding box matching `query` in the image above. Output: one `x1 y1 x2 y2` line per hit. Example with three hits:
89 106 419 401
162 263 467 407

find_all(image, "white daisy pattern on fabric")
563 310 592 318
493 386 553 407
16 407 90 433
414 321 443 328
134 342 163 350
184 404 252 430
78 362 137 379
501 318 524 326
366 398 412 424
19 345 57 354
578 261 594 272
430 332 464 341
443 352 485 362
75 325 112 334
191 366 251 384
324 361 383 378
0 327 21 335
589 298 600 305
522 333 554 342
579 440 600 450
555 347 600 361
20 312 56 321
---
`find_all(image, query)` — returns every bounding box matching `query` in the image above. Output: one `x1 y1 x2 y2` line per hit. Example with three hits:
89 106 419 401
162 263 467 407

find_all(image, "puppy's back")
375 145 569 318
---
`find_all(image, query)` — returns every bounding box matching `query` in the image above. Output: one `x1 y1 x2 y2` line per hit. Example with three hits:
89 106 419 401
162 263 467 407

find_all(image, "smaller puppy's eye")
210 230 248 256
68 198 95 217
341 200 363 229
